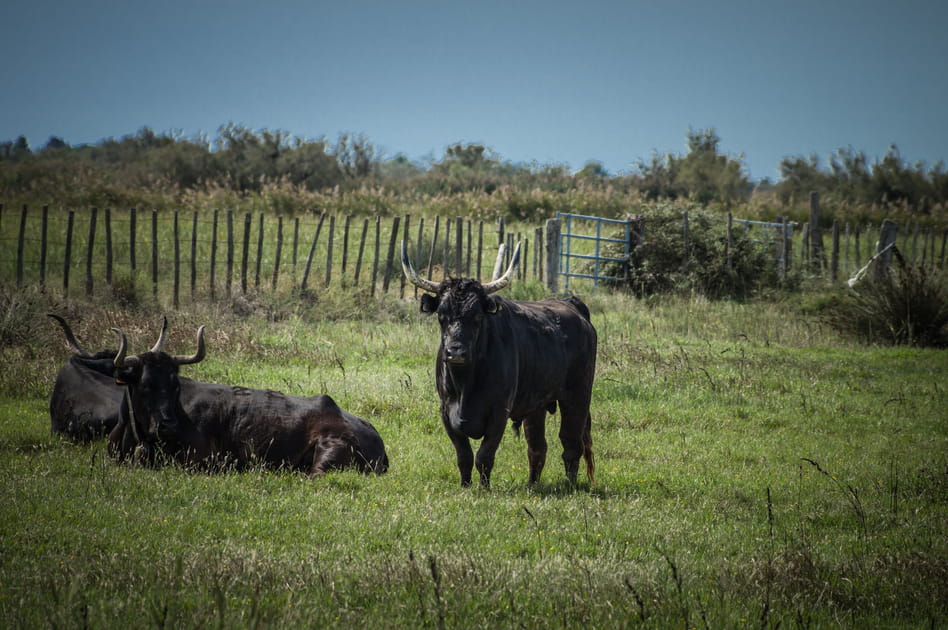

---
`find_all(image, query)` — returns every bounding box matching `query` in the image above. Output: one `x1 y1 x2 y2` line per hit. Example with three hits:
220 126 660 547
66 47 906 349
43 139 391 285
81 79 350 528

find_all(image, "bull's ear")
420 294 439 314
485 295 503 315
114 366 140 386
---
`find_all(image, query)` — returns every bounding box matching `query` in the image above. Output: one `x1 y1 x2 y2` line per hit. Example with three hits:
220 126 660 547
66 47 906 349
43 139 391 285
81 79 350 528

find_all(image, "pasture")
0 288 945 628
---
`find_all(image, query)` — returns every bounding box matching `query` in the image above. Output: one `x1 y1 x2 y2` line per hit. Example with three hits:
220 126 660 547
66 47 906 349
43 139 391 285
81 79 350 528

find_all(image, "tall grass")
0 290 945 628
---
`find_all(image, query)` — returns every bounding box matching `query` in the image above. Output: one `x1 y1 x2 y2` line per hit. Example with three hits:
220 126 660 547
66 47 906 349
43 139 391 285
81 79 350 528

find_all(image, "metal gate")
557 212 632 289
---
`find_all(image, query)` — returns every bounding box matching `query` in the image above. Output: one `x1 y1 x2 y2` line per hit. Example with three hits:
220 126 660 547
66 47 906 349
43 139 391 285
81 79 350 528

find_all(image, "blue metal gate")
557 212 632 289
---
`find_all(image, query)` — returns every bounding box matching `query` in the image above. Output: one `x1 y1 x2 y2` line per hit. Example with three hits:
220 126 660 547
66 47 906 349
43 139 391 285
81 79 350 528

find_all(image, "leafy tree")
334 133 378 180
632 128 750 206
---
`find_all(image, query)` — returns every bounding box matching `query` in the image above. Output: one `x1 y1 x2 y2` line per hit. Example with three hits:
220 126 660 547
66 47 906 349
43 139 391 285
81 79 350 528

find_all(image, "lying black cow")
48 313 125 441
108 319 388 475
402 241 597 488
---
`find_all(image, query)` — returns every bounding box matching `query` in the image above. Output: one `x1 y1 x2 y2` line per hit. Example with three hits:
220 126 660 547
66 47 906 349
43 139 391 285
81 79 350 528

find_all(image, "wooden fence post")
85 207 98 297
293 217 300 278
535 226 544 282
104 208 113 290
323 215 333 286
400 214 411 298
545 217 560 293
476 220 484 279
301 213 326 292
173 211 180 309
442 217 452 280
465 219 473 276
226 211 234 298
455 215 463 276
940 228 947 266
63 211 74 296
371 216 381 296
129 208 137 273
342 215 351 275
809 192 823 274
254 213 264 289
190 212 198 300
241 213 251 294
426 216 440 282
40 205 49 288
209 209 219 299
273 215 283 290
382 215 401 293
354 217 369 286
16 205 27 288
151 210 158 298
843 223 851 275
876 219 898 279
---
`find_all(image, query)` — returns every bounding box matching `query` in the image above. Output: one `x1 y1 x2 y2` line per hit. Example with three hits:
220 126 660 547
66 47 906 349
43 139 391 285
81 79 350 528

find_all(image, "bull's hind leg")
558 401 593 484
521 409 548 484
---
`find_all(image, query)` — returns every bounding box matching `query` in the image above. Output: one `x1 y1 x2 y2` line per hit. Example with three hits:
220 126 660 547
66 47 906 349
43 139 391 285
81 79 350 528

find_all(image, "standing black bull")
48 313 125 441
402 240 597 488
108 319 388 475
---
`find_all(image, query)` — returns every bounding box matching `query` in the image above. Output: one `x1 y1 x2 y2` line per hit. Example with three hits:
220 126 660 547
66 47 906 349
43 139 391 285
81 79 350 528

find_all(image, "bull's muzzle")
444 350 469 365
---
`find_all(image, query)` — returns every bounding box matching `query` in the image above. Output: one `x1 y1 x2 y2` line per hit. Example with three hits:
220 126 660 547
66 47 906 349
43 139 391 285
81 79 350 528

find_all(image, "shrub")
591 202 784 299
824 263 948 347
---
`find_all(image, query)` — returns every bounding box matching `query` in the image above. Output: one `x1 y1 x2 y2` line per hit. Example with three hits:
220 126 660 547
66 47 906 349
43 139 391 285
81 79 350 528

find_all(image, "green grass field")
0 289 945 628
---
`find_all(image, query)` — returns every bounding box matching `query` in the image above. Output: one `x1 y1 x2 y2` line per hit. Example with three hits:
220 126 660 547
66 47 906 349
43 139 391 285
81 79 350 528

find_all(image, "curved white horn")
171 325 206 366
401 240 441 294
111 328 140 368
149 316 169 353
481 241 521 294
47 313 93 358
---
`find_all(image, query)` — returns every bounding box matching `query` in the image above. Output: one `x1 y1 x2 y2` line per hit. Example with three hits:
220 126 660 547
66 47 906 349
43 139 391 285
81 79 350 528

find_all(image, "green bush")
824 263 948 347
592 202 785 299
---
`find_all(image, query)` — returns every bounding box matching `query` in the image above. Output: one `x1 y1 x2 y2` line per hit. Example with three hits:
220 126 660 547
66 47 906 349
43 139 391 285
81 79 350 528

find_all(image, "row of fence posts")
4 202 945 302
4 204 552 305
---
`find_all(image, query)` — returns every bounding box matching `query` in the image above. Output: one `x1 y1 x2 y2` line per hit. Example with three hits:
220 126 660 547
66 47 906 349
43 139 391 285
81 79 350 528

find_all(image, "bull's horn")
482 241 521 294
401 240 441 294
47 313 93 358
111 328 140 368
490 243 507 281
149 316 169 353
171 325 206 366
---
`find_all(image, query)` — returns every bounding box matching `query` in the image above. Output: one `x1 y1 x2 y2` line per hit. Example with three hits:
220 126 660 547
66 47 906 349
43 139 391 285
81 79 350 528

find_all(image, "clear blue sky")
2 0 946 182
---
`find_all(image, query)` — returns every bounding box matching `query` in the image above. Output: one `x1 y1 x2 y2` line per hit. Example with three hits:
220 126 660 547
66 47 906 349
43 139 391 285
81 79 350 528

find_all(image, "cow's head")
402 240 520 367
111 318 205 448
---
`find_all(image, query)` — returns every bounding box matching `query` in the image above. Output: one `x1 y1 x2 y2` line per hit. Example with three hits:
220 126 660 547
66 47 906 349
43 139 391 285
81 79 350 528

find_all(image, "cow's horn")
111 328 140 368
481 241 521 294
47 313 93 358
171 325 206 366
401 240 441 294
150 316 169 353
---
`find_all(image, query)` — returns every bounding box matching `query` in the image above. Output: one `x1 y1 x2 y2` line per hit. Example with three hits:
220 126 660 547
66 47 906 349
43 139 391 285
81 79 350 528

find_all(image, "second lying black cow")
109 319 388 475
48 313 125 441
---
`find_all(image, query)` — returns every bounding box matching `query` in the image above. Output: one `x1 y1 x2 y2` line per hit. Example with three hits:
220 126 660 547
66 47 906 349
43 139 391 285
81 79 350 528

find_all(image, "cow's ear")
485 295 503 315
420 294 439 314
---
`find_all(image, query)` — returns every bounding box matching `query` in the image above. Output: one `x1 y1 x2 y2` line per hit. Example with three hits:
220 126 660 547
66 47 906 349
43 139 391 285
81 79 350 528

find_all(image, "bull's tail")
566 295 592 322
583 412 595 485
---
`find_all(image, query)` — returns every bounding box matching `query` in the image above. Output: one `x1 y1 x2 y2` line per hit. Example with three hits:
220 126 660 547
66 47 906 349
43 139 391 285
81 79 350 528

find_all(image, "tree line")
2 124 946 218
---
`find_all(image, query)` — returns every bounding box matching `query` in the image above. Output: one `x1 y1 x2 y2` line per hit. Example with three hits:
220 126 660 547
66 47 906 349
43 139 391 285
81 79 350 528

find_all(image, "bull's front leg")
474 425 505 488
443 420 475 486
